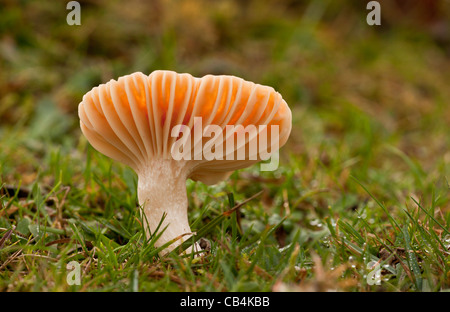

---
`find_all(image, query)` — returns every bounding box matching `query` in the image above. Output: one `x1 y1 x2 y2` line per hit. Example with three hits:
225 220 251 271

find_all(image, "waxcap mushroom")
78 70 291 255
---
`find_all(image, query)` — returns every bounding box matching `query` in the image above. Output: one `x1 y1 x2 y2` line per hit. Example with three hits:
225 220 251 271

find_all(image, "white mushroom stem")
137 159 200 256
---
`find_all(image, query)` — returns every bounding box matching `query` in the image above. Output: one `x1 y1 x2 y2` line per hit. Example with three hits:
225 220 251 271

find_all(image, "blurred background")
0 0 449 196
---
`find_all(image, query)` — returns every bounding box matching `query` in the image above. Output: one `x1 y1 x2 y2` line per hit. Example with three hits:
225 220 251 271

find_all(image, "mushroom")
78 70 291 256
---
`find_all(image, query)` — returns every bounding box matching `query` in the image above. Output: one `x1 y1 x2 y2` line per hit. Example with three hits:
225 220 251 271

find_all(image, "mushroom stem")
137 159 199 256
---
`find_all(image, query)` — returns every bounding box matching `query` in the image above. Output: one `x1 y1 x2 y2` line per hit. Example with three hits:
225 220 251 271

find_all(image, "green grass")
1 0 450 292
